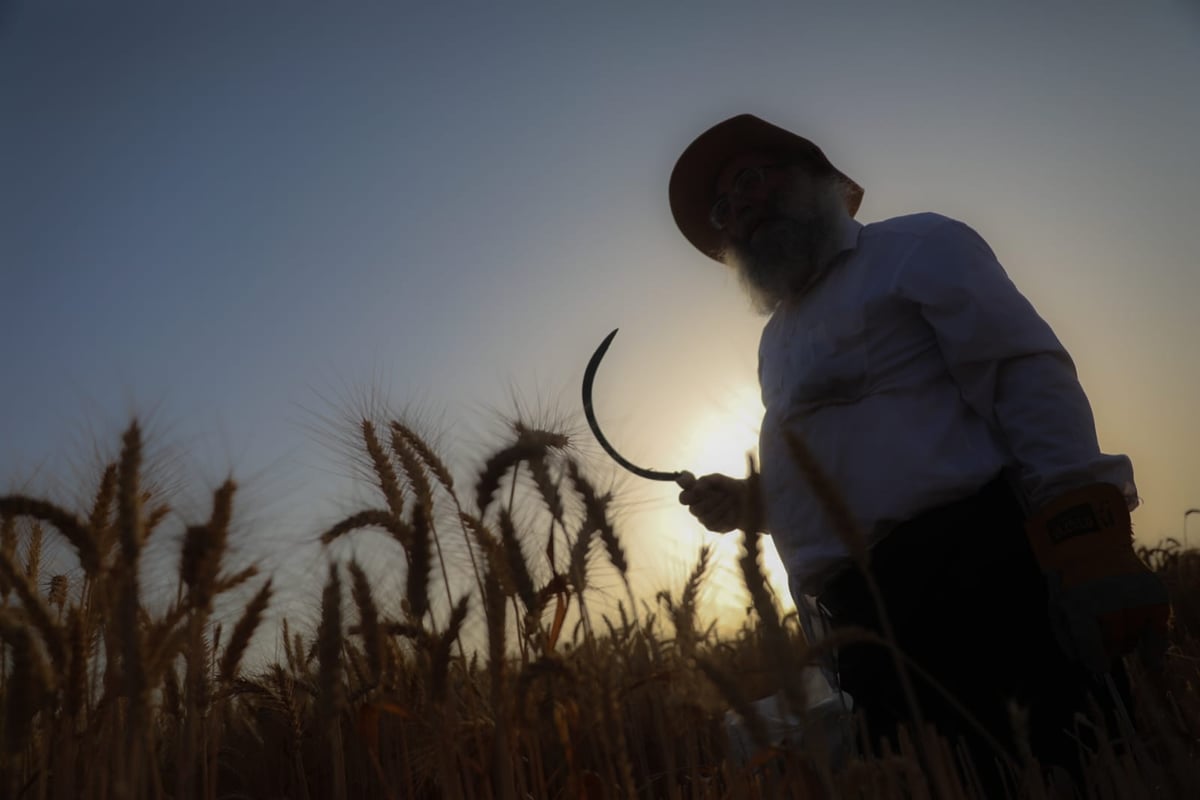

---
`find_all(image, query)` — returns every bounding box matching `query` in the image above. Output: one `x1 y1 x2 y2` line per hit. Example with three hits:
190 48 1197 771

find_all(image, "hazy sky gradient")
4 2 1200 623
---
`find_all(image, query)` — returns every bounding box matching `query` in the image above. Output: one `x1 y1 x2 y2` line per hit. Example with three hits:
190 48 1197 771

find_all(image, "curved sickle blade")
582 328 683 482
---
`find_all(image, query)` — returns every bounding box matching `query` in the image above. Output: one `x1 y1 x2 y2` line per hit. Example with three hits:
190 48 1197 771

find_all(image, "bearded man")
670 114 1168 786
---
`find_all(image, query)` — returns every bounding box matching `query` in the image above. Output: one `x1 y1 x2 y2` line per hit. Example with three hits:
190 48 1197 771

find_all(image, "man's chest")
758 265 946 414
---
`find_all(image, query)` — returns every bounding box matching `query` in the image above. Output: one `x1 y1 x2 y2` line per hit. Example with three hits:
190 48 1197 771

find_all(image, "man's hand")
677 471 758 533
1025 483 1171 673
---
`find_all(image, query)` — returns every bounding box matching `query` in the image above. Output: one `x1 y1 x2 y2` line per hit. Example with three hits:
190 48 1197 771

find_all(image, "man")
670 114 1168 786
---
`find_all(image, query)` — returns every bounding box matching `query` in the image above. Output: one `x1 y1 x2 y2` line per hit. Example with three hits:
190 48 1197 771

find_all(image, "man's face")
710 152 823 245
711 151 845 313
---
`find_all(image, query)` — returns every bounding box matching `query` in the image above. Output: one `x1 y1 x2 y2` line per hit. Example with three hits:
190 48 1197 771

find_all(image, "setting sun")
678 383 762 478
670 381 797 619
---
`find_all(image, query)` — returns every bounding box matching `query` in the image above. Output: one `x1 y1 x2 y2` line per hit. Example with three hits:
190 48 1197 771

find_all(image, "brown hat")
668 114 864 261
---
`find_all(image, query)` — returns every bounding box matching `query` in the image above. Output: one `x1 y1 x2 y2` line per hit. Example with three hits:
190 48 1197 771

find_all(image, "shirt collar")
836 216 865 257
791 216 864 298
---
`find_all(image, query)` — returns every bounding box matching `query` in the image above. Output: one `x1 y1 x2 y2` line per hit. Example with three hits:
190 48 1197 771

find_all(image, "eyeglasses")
708 165 780 231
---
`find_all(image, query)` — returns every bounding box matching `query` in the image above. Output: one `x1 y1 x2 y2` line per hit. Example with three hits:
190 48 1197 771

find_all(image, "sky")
3 2 1200 631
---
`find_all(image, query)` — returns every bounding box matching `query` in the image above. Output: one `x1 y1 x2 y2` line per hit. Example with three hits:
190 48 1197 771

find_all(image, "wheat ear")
527 455 565 525
116 420 144 558
219 578 273 685
429 593 470 702
475 440 545 515
88 462 118 551
391 421 455 490
392 426 459 626
347 561 382 685
567 460 627 579
361 419 405 518
0 610 53 755
403 500 433 622
64 606 88 721
316 563 344 732
497 508 537 613
0 497 99 575
24 522 42 585
459 512 518 595
0 549 66 676
673 544 712 654
320 509 413 549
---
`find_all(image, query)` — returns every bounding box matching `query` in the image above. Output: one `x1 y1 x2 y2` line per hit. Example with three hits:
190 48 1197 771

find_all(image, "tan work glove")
1025 483 1170 673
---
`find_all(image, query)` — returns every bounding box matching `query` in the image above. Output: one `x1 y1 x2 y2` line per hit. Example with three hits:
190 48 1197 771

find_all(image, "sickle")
582 328 687 483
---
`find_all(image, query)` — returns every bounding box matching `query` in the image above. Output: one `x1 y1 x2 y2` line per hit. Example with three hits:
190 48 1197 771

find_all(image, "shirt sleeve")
894 217 1137 510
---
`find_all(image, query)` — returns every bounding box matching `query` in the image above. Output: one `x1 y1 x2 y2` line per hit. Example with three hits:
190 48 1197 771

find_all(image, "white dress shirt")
757 212 1136 596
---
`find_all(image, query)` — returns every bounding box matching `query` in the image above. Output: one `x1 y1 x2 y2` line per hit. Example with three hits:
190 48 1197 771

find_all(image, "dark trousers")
817 475 1130 792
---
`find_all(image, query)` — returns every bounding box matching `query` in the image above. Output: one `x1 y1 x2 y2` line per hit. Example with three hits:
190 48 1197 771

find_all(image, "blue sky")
3 2 1200 625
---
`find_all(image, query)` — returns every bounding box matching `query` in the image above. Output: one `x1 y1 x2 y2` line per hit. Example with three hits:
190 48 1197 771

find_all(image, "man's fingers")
678 474 746 532
693 493 733 519
691 495 739 531
679 478 721 505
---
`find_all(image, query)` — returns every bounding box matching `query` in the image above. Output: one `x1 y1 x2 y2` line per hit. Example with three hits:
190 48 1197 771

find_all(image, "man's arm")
895 218 1167 671
893 217 1136 509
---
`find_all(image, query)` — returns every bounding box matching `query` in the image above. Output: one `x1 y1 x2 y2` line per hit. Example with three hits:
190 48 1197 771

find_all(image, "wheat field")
0 418 1197 799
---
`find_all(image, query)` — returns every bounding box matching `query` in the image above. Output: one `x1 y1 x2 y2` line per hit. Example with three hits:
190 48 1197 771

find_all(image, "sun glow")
679 383 763 479
673 382 797 621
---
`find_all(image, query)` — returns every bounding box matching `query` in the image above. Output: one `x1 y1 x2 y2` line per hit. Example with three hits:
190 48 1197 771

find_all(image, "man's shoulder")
863 212 963 239
859 213 991 265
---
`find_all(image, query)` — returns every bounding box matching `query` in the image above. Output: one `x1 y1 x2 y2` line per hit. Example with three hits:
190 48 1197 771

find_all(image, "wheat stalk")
116 559 147 789
567 521 597 642
567 519 595 597
214 564 260 596
47 574 68 615
146 615 193 686
527 455 565 525
144 503 171 539
319 509 413 549
497 508 537 613
88 462 118 552
0 609 52 756
395 420 491 604
458 512 518 594
316 563 344 732
475 440 545 515
404 501 433 622
0 497 99 575
567 460 628 580
392 425 462 629
485 565 507 688
0 548 66 677
181 480 237 613
391 421 455 492
513 422 570 452
219 578 273 685
430 594 470 703
389 427 434 515
116 420 144 559
673 544 712 655
63 606 88 721
24 522 42 586
782 431 867 566
695 654 770 751
362 419 405 518
347 561 382 686
0 515 14 598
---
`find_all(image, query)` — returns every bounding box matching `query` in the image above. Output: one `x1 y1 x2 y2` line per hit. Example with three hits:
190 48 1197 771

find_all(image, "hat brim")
668 114 864 261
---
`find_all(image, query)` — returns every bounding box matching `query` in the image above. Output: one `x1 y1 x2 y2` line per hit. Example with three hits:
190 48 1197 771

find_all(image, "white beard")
722 180 850 315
